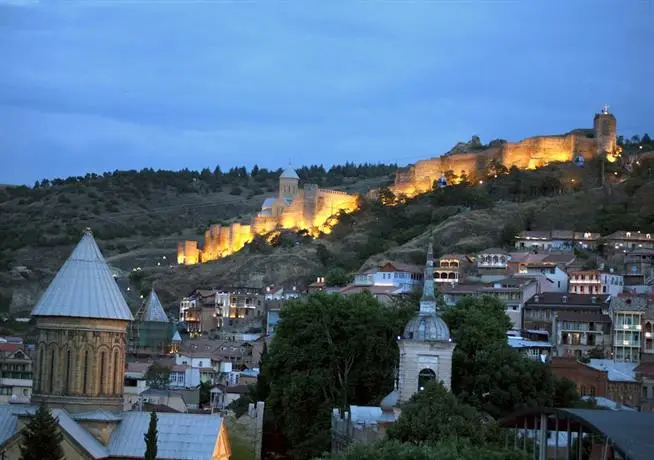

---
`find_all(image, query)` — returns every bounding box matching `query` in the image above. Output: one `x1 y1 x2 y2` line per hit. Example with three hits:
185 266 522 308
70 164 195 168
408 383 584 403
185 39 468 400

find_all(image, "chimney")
591 296 597 304
562 295 568 303
534 295 540 303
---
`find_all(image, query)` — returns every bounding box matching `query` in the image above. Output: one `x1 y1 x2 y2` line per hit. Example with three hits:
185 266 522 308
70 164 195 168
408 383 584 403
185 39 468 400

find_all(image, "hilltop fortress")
177 168 358 264
392 106 618 197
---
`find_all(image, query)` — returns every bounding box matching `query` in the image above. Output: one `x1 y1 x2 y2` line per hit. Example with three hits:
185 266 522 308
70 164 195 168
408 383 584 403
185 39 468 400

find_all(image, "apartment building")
514 230 600 251
353 260 424 292
610 296 648 363
523 293 611 336
552 312 612 359
604 230 654 252
568 269 624 296
0 345 33 404
434 254 470 285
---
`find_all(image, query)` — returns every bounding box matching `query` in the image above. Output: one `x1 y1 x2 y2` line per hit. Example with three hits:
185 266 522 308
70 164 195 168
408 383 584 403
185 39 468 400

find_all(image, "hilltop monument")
392 107 618 197
178 168 358 264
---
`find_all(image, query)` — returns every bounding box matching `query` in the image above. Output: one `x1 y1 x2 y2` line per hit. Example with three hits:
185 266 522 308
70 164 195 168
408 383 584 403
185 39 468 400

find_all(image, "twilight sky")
0 1 652 185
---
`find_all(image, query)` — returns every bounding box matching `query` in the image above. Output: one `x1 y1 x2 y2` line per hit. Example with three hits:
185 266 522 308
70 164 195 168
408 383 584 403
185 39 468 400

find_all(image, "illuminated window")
418 368 436 391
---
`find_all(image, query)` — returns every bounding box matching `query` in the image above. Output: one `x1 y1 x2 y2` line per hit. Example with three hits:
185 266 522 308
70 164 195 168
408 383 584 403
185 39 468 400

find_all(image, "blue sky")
0 0 652 185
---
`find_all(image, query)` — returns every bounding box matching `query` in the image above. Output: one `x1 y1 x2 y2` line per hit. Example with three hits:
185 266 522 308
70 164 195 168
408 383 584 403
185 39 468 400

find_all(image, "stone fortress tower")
178 167 359 264
396 241 454 402
392 106 619 197
31 229 134 413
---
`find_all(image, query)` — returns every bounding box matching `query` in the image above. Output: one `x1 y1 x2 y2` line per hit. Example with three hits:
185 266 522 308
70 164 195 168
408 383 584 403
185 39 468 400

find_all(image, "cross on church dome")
601 104 610 115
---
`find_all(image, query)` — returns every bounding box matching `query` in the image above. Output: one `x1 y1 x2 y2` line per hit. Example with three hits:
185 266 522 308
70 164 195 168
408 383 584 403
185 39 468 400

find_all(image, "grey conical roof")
142 289 169 323
280 167 299 180
172 330 182 342
31 230 134 321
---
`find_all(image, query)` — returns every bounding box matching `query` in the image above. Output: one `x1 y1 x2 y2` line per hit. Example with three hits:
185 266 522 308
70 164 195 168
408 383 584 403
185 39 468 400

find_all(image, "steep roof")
280 167 299 179
142 289 169 323
31 231 133 321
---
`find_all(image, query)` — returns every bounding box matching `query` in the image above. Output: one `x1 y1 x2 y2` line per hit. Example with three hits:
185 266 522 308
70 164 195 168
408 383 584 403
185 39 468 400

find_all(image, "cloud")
0 0 652 184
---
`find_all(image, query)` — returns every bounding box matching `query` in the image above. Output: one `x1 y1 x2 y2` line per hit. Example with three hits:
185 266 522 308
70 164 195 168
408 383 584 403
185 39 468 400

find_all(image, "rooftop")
525 292 611 307
141 288 169 323
588 359 637 382
31 230 133 321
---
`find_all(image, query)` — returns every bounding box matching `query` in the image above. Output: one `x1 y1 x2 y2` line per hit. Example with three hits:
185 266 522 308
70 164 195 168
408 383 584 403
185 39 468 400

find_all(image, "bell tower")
279 167 299 201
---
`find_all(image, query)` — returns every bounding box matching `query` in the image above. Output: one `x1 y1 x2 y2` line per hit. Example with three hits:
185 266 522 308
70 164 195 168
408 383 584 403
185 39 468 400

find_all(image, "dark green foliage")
442 296 589 418
264 292 412 459
145 363 171 389
327 439 529 460
324 267 352 286
144 411 158 460
387 382 491 446
19 405 64 460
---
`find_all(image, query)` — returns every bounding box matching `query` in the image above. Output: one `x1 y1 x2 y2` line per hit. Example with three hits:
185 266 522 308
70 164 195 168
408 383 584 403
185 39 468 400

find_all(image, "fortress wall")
574 136 598 159
303 184 319 228
177 240 199 265
252 215 279 235
281 190 306 229
502 135 575 169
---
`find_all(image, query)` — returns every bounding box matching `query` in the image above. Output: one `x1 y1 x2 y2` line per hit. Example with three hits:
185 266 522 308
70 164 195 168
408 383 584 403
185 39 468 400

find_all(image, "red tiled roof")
634 362 654 377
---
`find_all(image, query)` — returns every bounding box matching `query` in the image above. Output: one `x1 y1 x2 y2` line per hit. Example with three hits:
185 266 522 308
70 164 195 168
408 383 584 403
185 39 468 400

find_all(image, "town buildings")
0 230 231 459
568 269 624 296
0 343 32 405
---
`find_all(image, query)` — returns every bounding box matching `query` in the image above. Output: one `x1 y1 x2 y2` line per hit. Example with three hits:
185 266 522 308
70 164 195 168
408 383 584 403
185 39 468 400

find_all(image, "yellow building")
178 168 359 264
0 230 231 460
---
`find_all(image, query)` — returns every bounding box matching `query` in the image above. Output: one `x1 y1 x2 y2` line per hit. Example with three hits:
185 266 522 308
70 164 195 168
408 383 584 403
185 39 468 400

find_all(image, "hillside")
0 164 395 313
2 151 654 318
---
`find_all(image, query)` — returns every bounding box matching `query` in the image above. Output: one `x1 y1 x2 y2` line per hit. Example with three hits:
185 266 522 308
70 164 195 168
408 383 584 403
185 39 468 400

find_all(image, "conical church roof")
280 167 299 179
141 288 169 323
31 230 134 321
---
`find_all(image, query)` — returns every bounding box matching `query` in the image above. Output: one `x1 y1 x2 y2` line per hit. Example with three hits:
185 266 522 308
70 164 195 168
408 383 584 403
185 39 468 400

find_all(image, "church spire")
419 240 436 316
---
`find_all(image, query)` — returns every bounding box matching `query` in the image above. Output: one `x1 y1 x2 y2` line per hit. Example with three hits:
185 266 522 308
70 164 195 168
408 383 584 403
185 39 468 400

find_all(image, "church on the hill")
0 230 231 459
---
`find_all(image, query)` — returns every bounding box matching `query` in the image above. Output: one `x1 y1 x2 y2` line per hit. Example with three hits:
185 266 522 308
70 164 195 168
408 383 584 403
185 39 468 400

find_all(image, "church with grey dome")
331 239 455 450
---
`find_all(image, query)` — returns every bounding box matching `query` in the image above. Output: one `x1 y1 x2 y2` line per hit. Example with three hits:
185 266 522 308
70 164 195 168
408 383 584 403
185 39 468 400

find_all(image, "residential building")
138 387 200 413
550 357 641 408
623 249 654 293
353 260 424 292
635 356 654 411
474 248 511 281
338 284 405 305
523 293 611 336
308 276 327 293
604 230 654 252
508 251 576 274
220 288 266 326
0 346 32 404
267 307 280 336
568 269 624 296
434 254 469 285
507 334 552 361
552 312 611 359
515 263 569 292
610 296 647 362
264 285 301 301
642 300 654 357
514 230 600 251
441 277 538 330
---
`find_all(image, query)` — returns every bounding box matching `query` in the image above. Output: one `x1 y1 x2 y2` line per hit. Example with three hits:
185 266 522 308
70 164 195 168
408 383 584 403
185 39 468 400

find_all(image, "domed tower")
279 167 299 201
31 229 134 413
397 241 454 404
593 104 617 157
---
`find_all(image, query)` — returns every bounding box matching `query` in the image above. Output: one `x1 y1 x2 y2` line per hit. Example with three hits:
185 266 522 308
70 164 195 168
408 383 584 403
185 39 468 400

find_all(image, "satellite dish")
437 174 448 189
574 155 585 167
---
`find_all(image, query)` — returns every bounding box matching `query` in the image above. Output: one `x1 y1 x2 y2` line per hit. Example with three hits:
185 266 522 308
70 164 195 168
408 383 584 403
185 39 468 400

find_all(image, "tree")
19 405 64 460
145 363 172 389
387 382 490 446
500 222 521 247
264 292 411 459
325 267 352 286
326 439 529 460
144 411 158 460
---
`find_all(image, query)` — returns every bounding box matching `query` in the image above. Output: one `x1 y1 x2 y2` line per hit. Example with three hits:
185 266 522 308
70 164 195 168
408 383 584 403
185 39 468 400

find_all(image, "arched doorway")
418 368 436 391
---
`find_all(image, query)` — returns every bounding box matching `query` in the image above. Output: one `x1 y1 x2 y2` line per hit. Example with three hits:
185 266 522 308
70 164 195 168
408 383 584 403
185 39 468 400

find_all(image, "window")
112 351 119 395
83 351 89 394
64 350 71 395
100 352 106 394
417 368 436 391
49 348 55 394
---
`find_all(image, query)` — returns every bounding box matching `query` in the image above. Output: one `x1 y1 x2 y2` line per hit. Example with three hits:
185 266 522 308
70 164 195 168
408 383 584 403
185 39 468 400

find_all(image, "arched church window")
49 348 55 394
112 350 120 394
64 350 71 395
418 368 436 391
83 351 89 394
100 352 106 395
38 348 44 393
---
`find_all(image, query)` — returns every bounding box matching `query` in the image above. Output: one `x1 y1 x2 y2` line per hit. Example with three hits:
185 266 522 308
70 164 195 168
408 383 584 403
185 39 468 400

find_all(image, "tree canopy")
262 291 415 460
442 295 591 418
19 405 65 460
326 439 529 460
145 363 172 389
144 411 158 460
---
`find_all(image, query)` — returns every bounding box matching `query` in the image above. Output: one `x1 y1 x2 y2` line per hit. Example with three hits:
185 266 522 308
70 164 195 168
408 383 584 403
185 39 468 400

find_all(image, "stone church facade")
177 168 358 264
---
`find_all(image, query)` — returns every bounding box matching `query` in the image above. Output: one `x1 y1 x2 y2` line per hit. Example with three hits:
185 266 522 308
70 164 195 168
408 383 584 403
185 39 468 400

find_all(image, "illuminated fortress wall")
391 108 617 198
177 169 359 265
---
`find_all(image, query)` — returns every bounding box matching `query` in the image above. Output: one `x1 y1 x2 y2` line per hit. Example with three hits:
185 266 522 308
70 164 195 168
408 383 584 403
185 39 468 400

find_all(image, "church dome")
403 313 451 342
